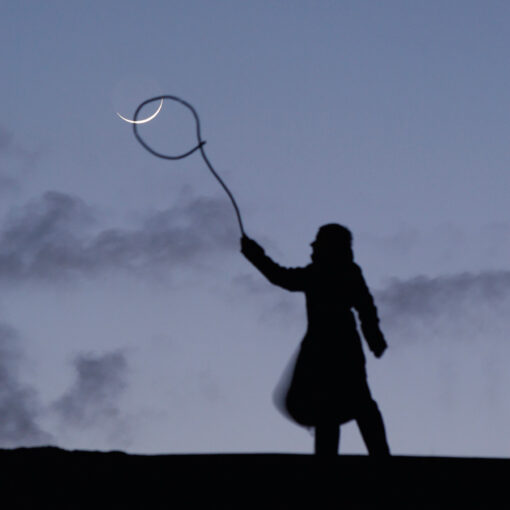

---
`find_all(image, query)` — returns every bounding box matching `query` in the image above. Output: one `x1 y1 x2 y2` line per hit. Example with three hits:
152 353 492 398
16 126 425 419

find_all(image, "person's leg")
356 399 390 456
314 422 340 457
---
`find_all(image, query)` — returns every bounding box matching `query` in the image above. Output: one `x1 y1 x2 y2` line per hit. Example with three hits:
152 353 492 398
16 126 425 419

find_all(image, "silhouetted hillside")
1 447 507 508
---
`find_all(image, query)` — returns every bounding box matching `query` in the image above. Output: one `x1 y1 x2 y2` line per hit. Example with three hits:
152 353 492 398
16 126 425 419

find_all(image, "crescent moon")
117 99 163 124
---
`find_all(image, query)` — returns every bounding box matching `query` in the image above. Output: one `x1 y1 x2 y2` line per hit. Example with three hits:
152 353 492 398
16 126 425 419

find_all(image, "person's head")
310 223 353 264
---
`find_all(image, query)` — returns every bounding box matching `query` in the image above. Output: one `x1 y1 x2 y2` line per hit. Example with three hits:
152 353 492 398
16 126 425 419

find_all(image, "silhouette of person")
241 224 390 456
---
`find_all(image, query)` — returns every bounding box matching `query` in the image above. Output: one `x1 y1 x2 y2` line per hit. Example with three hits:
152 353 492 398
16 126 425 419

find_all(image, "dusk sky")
1 1 510 456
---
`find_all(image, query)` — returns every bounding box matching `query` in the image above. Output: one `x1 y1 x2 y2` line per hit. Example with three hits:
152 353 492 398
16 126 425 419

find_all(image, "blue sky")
1 1 510 456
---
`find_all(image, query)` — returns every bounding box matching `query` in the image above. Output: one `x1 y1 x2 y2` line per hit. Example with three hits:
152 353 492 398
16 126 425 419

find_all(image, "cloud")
235 263 510 342
0 190 237 283
53 351 128 432
0 323 131 448
0 322 53 446
0 191 94 281
233 272 303 324
361 224 510 284
92 190 236 273
376 270 510 339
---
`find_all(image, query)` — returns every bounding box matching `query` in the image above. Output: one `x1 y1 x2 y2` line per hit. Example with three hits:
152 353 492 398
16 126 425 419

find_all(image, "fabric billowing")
243 239 386 427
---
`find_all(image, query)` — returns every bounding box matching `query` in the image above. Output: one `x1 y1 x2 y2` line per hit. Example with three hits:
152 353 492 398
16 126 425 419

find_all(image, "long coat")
242 242 386 426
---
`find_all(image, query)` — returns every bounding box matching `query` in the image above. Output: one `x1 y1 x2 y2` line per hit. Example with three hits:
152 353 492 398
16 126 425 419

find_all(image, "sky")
1 0 510 457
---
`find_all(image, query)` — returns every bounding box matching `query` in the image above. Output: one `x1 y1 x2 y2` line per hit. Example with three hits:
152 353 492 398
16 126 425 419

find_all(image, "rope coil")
132 95 245 236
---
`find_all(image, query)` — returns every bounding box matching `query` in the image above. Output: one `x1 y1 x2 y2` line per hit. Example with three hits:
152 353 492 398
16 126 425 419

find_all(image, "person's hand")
372 339 387 358
241 235 264 257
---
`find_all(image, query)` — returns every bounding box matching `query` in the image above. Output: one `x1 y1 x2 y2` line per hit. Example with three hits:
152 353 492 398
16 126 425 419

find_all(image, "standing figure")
241 224 390 456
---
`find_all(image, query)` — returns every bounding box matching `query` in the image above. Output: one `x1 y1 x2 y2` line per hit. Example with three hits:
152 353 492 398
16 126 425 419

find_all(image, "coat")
242 240 387 426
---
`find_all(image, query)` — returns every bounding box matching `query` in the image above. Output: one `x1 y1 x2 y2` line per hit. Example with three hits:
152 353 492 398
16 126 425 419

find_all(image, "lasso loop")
132 95 245 236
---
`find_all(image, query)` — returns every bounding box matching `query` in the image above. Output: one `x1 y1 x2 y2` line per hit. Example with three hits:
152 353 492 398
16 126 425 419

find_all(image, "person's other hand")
372 340 387 358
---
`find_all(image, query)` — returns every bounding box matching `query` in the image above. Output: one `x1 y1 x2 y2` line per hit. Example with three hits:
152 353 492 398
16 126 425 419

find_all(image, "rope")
132 95 245 236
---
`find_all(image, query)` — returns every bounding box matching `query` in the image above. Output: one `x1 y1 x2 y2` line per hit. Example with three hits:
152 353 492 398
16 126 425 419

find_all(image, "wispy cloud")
361 224 510 282
53 351 128 430
233 272 303 324
0 326 133 448
0 322 53 446
0 190 237 283
235 262 510 342
376 270 510 339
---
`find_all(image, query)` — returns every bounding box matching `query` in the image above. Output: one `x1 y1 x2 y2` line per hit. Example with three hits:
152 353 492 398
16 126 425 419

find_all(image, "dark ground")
1 447 507 508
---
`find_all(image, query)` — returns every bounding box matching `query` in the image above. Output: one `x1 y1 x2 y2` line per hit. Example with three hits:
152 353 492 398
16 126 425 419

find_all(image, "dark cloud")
236 265 510 341
53 351 128 431
376 270 510 337
0 322 53 446
0 190 237 282
0 322 131 447
0 191 94 280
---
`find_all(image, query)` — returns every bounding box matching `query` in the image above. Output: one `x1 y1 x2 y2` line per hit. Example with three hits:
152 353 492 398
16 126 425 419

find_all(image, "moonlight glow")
117 99 163 124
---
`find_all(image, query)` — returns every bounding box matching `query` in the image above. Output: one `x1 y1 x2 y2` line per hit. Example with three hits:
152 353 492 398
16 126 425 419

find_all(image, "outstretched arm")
352 264 387 358
240 235 307 292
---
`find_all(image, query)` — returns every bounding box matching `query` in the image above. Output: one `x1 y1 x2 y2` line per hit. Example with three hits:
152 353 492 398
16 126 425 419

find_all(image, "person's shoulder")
348 262 362 274
348 262 366 282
